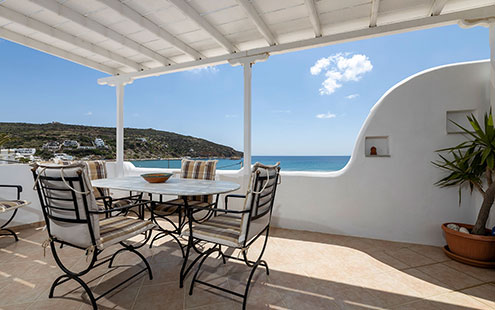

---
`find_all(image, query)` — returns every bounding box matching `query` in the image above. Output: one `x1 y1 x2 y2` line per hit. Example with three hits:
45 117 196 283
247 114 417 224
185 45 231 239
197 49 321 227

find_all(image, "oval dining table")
91 175 241 288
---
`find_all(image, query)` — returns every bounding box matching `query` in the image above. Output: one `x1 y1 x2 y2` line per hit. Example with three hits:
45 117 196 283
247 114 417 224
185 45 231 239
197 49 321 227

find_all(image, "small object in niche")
447 223 460 231
491 226 495 236
370 146 377 156
459 227 470 234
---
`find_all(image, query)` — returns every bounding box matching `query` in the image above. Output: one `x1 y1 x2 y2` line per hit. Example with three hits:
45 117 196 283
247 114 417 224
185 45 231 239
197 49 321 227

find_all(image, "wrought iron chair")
149 159 218 254
184 162 281 309
84 160 144 218
0 185 30 241
32 162 154 310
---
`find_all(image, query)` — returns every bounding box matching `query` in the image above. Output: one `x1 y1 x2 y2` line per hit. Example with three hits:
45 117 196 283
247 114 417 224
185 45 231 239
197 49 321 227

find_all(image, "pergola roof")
0 0 494 83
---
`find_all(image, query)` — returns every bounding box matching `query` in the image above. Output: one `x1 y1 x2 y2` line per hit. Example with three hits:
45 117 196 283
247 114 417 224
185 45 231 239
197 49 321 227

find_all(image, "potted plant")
434 112 495 265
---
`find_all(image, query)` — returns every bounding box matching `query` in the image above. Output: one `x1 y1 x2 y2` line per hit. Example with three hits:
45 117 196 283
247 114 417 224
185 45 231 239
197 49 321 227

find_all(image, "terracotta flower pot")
442 223 495 262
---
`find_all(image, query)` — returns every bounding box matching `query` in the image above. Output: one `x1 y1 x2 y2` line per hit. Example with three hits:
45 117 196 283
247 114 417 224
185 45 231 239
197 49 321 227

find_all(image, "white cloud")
310 53 372 95
85 111 93 116
225 114 238 118
316 112 336 119
189 66 219 74
345 94 359 99
310 57 331 75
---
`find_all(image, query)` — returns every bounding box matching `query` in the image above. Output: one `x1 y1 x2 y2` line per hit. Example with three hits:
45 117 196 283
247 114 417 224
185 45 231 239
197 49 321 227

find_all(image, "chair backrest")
84 160 110 198
180 159 217 203
32 162 100 249
239 162 280 246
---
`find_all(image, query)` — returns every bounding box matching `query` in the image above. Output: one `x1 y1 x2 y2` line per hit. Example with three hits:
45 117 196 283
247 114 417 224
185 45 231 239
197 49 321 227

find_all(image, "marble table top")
91 176 240 196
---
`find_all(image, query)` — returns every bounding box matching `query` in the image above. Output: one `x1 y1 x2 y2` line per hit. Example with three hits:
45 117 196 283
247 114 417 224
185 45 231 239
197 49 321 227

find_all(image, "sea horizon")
132 155 351 172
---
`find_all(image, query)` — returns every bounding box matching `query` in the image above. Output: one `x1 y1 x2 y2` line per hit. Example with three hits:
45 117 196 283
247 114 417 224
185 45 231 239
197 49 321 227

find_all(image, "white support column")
243 62 252 174
229 53 269 175
115 82 125 176
490 23 495 112
105 77 133 177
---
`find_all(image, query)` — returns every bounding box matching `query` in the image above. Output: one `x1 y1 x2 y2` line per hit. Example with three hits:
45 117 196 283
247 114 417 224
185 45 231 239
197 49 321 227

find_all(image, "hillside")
0 122 243 160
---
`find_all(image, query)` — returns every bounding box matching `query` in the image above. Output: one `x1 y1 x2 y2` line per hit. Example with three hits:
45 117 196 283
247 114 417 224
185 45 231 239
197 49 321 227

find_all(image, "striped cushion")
180 159 217 203
182 214 242 248
98 216 154 249
153 199 209 216
0 200 30 213
84 161 110 198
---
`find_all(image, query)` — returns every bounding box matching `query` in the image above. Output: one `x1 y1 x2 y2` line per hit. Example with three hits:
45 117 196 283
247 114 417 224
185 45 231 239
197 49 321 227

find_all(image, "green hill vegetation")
0 122 243 160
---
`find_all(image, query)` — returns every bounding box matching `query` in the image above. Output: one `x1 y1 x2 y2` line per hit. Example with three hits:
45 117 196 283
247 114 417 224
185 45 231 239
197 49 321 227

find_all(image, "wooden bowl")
141 173 173 183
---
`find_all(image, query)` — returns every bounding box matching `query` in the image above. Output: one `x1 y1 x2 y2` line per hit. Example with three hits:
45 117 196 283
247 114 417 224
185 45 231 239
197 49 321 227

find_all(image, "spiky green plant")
433 112 495 235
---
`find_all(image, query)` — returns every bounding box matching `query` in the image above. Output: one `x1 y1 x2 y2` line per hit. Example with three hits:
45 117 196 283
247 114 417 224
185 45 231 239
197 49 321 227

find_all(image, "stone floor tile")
428 291 493 310
416 263 483 290
461 283 495 309
385 248 436 268
442 260 495 283
406 244 451 263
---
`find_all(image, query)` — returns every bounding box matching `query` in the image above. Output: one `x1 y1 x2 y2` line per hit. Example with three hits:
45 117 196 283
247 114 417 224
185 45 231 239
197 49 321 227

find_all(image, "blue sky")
0 25 489 155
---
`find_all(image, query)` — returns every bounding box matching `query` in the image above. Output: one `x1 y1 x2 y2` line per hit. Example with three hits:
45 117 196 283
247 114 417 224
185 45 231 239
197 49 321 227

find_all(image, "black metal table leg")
179 198 192 288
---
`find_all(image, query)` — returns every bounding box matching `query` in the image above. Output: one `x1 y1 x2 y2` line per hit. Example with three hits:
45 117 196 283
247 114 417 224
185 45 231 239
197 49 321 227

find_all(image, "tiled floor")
0 225 494 310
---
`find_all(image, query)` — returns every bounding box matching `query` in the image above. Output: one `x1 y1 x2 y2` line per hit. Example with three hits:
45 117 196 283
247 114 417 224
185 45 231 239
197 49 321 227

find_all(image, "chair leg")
0 228 18 241
189 246 224 295
0 209 18 241
49 274 98 310
242 260 264 310
149 231 185 258
111 241 153 280
189 229 272 309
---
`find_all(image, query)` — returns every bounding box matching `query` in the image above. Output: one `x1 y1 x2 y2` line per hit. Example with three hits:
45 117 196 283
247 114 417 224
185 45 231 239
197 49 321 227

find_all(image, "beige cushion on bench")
0 200 30 213
153 199 209 216
182 214 242 248
98 216 155 249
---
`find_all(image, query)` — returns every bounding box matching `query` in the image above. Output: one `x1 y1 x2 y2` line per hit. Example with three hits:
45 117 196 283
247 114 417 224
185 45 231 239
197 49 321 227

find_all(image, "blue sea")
131 156 350 172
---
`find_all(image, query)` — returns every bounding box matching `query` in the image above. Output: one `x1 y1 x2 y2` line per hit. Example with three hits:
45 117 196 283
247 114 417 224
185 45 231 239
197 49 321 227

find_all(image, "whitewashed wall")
0 164 44 226
1 60 492 246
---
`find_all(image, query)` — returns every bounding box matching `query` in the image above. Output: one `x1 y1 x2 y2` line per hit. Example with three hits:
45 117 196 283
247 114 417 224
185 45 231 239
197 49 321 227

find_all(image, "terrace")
1 223 494 309
1 0 495 309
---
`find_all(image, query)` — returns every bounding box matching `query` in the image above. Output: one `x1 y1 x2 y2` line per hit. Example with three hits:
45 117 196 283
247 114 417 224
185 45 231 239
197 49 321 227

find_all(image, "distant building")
8 148 36 155
79 146 96 150
0 148 35 163
43 141 60 151
53 153 73 161
63 140 79 148
94 138 105 148
0 149 16 164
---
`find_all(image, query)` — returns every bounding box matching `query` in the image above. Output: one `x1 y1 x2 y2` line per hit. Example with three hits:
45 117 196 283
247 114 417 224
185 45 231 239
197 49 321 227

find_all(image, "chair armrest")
224 194 246 210
0 185 22 199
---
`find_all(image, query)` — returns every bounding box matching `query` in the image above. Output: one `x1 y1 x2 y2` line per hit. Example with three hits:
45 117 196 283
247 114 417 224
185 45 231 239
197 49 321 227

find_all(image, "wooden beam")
304 0 321 37
430 0 448 16
168 0 237 53
370 0 380 27
97 0 201 60
0 6 143 71
29 0 172 65
98 5 495 84
0 27 119 75
235 0 277 45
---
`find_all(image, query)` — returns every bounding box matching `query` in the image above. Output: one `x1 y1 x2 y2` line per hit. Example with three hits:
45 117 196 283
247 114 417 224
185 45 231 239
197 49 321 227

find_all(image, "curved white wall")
270 60 491 246
1 60 492 246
